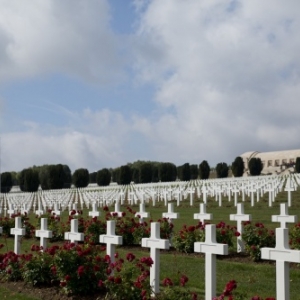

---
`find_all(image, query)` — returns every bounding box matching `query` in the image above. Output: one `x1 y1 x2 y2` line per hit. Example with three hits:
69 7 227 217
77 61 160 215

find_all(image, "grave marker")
230 203 251 252
89 202 100 218
10 217 25 254
272 202 297 228
261 228 300 300
194 224 228 300
135 203 150 223
64 219 84 244
36 218 53 250
142 222 170 295
193 203 212 224
100 220 122 264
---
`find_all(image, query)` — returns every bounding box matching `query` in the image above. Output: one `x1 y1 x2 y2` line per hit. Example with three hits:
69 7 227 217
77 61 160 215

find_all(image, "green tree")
89 172 97 184
295 157 300 173
62 165 72 188
231 156 244 177
38 164 71 190
151 165 159 183
248 157 263 176
131 167 140 184
72 168 90 188
1 172 13 193
159 162 177 182
190 164 198 180
216 162 229 178
118 165 132 185
96 168 111 186
24 168 40 192
199 160 210 179
178 163 191 181
139 162 153 183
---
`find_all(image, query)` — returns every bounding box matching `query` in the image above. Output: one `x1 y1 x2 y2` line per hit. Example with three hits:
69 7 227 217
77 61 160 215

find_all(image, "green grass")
1 187 300 299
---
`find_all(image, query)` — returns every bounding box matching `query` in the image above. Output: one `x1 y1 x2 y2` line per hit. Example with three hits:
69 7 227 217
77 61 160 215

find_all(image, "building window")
268 160 272 167
275 160 279 166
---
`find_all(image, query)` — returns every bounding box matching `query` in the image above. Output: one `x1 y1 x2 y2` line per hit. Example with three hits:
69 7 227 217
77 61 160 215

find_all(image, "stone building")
240 149 300 176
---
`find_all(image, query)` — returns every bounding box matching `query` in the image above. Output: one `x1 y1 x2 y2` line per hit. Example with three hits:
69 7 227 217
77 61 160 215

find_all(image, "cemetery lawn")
1 188 300 299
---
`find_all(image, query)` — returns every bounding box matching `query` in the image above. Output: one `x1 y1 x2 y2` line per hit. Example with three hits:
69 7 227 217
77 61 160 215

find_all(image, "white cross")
232 186 240 206
248 185 256 207
150 190 157 206
64 219 84 244
36 218 53 251
272 203 297 228
261 228 300 300
7 204 15 217
52 202 61 216
89 202 100 218
142 222 170 295
188 188 195 206
284 178 295 207
100 220 122 264
193 203 212 224
194 224 228 300
265 184 275 207
135 203 150 223
35 199 44 216
69 203 79 216
230 203 251 252
162 203 179 223
10 217 25 254
110 201 123 217
202 185 209 204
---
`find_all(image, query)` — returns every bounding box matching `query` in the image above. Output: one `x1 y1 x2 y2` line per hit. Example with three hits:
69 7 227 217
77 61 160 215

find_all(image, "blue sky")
1 0 300 173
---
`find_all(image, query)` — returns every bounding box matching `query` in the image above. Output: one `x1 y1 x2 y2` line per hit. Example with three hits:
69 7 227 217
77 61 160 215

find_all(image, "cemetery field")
0 187 300 299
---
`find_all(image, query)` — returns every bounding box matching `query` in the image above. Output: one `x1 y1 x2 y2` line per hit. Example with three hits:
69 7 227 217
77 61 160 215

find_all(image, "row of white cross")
1 201 299 300
1 174 299 218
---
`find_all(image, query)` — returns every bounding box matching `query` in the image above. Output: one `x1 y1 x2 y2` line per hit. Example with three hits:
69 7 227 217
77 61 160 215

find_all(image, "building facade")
240 149 300 176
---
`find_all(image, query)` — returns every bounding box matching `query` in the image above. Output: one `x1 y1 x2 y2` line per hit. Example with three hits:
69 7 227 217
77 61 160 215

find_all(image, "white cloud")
130 0 300 165
0 0 122 83
1 108 133 172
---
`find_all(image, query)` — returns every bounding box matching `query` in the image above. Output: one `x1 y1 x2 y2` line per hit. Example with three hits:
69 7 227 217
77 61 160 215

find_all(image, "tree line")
1 157 300 193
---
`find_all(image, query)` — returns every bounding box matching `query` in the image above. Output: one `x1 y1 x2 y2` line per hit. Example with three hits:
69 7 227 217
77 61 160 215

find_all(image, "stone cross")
135 203 150 223
89 202 100 218
99 220 122 264
194 224 228 300
7 204 15 217
232 186 240 206
69 203 79 216
265 184 275 207
150 190 157 206
202 185 209 204
193 203 212 224
52 202 61 216
162 203 179 223
284 178 295 207
230 203 251 252
10 217 25 254
188 188 195 206
248 185 256 207
64 219 84 244
261 228 300 300
142 222 170 295
272 203 297 228
36 218 53 250
35 198 45 216
110 201 123 217
21 204 28 215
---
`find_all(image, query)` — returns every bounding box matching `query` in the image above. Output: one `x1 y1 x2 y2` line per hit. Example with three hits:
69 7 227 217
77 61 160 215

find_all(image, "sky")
1 0 300 173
